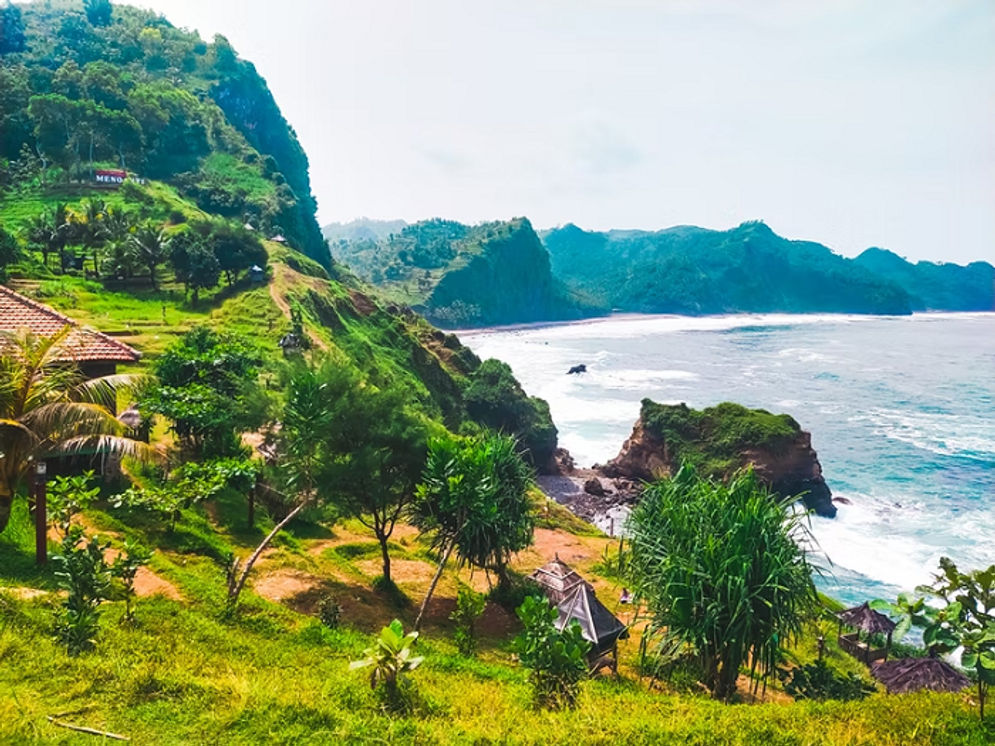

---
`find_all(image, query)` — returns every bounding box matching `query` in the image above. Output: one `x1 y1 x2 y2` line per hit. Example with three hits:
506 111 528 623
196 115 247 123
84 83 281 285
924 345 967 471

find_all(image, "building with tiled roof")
0 284 141 377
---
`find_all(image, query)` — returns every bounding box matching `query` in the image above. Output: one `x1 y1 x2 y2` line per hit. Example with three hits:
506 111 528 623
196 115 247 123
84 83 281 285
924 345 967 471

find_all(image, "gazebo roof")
837 602 896 636
529 555 592 605
871 657 971 694
555 584 628 653
0 285 140 364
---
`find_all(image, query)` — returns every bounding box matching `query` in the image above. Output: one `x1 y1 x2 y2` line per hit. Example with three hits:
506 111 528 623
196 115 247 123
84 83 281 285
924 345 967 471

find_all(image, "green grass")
1 494 991 745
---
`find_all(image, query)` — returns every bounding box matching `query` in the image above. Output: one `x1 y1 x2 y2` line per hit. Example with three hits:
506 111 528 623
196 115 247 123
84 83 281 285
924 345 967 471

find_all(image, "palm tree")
0 328 154 535
73 198 108 278
23 204 71 270
129 222 171 290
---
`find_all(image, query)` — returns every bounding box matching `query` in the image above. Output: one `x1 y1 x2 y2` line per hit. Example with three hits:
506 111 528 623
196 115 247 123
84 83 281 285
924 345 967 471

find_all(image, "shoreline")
450 309 995 337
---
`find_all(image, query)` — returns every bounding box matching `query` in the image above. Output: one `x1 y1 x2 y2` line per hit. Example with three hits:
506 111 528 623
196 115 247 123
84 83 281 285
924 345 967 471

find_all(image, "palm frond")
52 434 160 463
22 400 125 437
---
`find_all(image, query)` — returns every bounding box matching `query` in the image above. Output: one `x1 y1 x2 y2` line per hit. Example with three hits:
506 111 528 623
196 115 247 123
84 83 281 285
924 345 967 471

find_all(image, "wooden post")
34 461 48 565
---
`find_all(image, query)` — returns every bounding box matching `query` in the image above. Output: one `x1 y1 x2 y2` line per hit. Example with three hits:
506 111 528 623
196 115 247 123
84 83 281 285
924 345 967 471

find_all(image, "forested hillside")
542 221 914 315
0 0 326 265
0 0 558 465
327 217 592 327
854 248 995 311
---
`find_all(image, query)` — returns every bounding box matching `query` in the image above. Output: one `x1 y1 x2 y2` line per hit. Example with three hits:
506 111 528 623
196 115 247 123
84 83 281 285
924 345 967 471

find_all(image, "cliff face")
601 400 836 517
426 218 584 327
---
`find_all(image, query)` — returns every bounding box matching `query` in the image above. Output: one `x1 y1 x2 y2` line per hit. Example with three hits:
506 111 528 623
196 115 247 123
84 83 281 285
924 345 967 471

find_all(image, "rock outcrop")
600 400 837 517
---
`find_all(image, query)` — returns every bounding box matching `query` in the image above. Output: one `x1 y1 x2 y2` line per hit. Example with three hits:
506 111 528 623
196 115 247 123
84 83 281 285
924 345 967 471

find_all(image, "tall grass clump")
628 464 818 701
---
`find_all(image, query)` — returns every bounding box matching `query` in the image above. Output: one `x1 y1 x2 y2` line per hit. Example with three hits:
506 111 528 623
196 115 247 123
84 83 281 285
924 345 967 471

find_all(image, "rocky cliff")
600 400 836 517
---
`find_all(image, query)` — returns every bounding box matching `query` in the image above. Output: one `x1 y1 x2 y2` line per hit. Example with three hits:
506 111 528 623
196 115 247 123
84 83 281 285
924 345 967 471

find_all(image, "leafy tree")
626 464 818 701
0 329 151 536
464 359 557 467
410 433 535 630
83 0 112 27
52 525 113 655
882 558 995 720
170 231 221 303
0 1 26 56
513 596 590 710
129 221 171 289
274 358 426 586
450 587 486 657
140 326 263 458
0 224 19 271
350 619 424 713
324 384 427 587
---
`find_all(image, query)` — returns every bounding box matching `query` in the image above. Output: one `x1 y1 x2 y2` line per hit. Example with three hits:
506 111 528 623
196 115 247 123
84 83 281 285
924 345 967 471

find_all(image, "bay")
461 312 995 606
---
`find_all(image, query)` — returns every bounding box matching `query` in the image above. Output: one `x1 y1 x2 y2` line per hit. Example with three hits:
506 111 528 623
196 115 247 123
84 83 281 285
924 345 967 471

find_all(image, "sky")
130 0 995 264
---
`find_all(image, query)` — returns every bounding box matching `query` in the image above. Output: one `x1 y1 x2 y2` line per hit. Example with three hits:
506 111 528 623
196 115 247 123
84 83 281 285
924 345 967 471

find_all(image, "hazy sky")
131 0 994 263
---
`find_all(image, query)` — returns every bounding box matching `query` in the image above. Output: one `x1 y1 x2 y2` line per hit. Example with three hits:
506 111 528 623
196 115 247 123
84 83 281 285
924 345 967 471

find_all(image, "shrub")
777 660 876 701
627 464 818 701
350 619 423 714
450 588 486 657
316 594 342 629
513 596 590 710
52 525 113 655
110 539 153 624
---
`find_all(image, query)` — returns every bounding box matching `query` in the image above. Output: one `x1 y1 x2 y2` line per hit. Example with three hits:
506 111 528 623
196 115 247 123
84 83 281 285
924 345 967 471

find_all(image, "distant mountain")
323 218 408 243
327 217 593 327
541 221 913 315
853 248 995 311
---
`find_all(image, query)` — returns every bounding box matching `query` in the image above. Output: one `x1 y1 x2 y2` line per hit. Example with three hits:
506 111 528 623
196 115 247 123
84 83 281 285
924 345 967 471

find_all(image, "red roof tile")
0 284 141 363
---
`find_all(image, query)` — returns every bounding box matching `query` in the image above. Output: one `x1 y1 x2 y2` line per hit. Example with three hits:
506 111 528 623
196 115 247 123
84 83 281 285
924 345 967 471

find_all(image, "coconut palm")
23 203 71 270
129 222 171 290
71 198 108 277
0 327 154 535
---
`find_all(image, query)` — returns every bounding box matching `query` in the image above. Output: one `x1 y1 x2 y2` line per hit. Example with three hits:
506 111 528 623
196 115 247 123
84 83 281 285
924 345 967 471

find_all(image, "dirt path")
267 263 329 351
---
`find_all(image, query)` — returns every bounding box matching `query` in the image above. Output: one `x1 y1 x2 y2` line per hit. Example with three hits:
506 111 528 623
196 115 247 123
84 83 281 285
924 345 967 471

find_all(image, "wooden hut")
530 555 593 604
837 602 896 664
531 556 628 672
871 656 970 694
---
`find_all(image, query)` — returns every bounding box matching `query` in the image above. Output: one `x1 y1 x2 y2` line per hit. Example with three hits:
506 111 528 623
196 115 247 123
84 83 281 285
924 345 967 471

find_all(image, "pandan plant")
350 619 424 712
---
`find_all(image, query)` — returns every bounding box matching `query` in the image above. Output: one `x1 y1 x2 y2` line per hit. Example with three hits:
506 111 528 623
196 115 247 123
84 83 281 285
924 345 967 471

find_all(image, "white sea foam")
859 409 995 459
463 312 995 601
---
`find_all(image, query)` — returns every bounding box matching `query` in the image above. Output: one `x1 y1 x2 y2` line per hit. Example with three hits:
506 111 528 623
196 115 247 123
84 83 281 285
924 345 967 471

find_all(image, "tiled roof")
0 284 141 363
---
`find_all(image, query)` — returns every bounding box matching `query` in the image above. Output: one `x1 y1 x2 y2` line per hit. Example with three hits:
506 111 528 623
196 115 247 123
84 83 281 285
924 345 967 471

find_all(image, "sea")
460 312 995 607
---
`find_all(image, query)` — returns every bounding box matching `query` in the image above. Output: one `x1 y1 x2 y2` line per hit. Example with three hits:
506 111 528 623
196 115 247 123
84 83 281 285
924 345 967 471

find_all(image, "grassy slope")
1 188 990 744
1 491 989 745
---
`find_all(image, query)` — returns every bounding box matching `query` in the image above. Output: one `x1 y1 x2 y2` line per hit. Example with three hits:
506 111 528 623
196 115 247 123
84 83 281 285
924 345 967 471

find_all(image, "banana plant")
350 619 424 697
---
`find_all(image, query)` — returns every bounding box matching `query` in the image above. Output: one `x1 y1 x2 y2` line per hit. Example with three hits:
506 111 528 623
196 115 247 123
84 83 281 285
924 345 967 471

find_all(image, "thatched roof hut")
529 555 593 605
837 601 897 664
555 584 629 656
837 602 897 636
871 657 971 694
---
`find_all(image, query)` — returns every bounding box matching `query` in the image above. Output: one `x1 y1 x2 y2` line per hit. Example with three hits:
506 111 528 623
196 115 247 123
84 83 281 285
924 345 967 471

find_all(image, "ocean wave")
858 409 995 459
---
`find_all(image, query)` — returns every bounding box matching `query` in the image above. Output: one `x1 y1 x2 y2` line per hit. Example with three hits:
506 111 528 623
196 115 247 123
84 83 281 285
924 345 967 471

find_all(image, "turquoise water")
462 313 995 606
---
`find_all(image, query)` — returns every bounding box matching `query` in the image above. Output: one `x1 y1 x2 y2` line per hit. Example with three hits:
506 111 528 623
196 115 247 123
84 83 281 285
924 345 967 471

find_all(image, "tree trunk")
228 498 309 606
377 529 392 585
414 539 456 632
149 262 157 290
0 493 12 535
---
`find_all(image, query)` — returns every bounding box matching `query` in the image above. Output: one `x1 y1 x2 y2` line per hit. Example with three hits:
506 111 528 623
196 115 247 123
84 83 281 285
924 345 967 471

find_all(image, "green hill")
327 217 596 327
0 0 557 466
542 221 914 315
853 248 995 311
0 0 326 266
